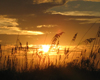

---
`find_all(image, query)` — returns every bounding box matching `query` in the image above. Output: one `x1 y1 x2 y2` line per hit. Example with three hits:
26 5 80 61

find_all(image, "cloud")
0 0 67 15
33 0 100 3
0 0 100 35
0 15 18 27
33 0 68 4
33 0 100 4
50 11 100 17
47 1 100 14
69 18 100 24
37 25 57 28
0 26 44 35
83 0 100 2
0 0 68 31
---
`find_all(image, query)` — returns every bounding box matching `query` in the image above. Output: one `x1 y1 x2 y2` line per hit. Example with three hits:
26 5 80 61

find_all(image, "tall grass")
0 43 100 80
0 45 100 72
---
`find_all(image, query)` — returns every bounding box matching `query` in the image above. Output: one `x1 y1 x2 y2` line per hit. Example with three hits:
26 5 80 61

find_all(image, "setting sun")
42 45 50 53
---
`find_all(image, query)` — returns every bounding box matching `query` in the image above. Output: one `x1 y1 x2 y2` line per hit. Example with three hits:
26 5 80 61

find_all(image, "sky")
0 0 100 46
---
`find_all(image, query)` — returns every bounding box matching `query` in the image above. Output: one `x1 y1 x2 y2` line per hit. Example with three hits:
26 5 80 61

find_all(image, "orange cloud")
0 15 18 27
0 26 44 35
37 25 57 28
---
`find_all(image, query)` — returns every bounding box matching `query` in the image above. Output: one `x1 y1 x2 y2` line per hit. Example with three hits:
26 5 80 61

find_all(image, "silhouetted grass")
0 38 100 80
0 62 100 80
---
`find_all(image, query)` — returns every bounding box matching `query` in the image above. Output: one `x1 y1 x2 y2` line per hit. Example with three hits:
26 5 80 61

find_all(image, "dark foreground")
0 65 100 80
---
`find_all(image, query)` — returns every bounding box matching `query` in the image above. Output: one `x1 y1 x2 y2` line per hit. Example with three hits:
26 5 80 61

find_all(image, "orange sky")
0 0 100 46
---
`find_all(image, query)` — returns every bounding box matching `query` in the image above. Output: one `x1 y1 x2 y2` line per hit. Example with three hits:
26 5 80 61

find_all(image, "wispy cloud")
47 1 100 17
0 26 44 35
37 25 57 28
33 0 68 4
83 0 100 2
33 0 100 4
69 18 100 24
0 15 18 27
49 11 100 17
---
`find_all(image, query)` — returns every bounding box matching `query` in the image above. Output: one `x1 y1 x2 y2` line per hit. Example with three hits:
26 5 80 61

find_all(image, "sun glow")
42 45 50 53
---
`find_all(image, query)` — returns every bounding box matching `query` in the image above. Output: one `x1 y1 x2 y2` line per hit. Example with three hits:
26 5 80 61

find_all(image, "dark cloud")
0 0 66 15
1 0 99 32
48 1 100 12
0 0 68 32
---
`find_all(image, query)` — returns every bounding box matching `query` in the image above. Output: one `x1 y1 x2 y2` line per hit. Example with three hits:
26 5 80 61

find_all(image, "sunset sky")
0 0 100 46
